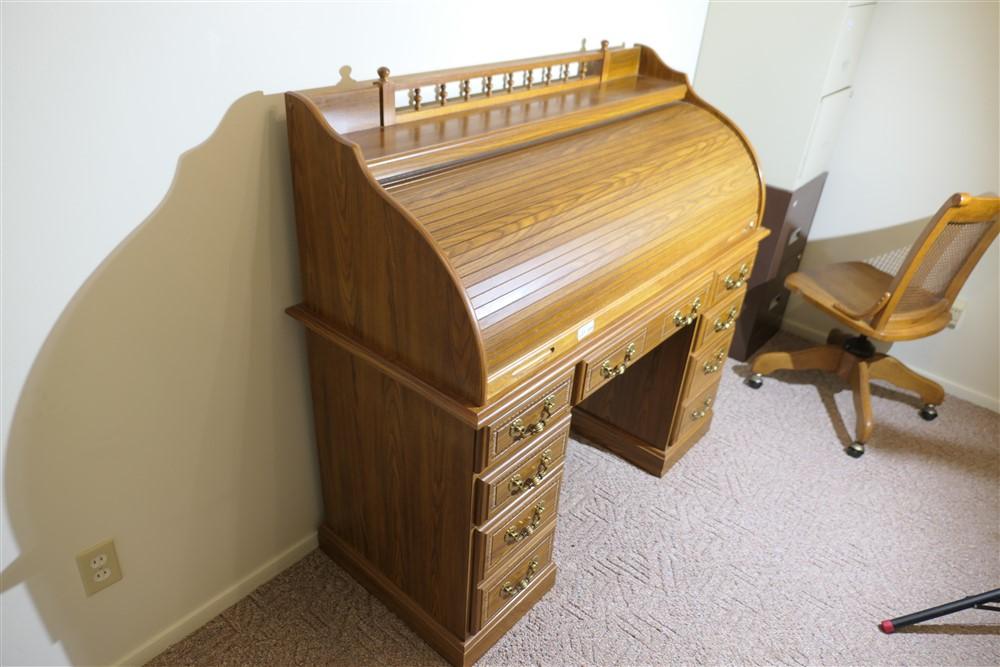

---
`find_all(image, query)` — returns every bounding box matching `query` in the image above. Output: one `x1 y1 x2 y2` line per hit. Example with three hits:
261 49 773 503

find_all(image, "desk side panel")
285 92 487 405
305 331 476 640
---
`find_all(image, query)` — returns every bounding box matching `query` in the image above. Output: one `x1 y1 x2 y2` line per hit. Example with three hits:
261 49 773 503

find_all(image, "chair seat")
785 262 951 341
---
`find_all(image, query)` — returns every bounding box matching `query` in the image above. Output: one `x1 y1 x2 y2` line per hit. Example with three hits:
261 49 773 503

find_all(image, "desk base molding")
318 524 556 667
572 408 713 477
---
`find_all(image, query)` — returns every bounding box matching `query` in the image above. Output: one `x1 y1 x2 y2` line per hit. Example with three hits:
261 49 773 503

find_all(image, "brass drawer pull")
509 449 552 495
600 342 637 379
724 263 750 290
501 559 539 598
691 397 713 421
713 307 738 332
509 394 556 441
672 296 702 328
505 502 546 544
702 349 725 375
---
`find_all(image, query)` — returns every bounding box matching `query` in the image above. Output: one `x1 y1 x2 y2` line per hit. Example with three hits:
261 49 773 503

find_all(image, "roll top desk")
285 43 767 666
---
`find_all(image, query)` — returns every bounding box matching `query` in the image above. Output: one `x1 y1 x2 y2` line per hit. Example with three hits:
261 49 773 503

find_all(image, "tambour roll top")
285 43 764 406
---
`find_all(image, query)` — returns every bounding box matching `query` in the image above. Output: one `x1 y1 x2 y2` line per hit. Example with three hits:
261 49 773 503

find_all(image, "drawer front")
674 380 720 444
660 275 713 340
713 251 756 303
485 369 574 471
472 525 556 632
685 331 734 398
578 326 648 400
696 290 744 352
474 470 563 582
476 415 570 524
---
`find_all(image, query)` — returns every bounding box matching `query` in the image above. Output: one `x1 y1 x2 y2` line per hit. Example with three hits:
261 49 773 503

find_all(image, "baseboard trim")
780 317 1000 412
116 531 318 666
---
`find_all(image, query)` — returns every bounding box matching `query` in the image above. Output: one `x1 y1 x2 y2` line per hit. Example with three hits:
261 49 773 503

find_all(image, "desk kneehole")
471 523 557 633
475 415 570 524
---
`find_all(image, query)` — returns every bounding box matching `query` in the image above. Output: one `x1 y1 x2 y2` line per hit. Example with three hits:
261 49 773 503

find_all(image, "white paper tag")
577 320 595 341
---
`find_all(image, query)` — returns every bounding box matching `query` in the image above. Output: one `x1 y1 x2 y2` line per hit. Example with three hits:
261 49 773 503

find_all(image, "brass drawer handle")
691 397 713 421
509 449 552 495
702 349 725 375
509 394 556 441
673 296 702 328
501 559 539 598
724 263 750 290
600 342 637 379
505 502 546 544
713 307 738 332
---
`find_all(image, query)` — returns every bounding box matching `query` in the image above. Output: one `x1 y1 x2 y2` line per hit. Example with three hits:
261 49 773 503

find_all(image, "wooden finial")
377 66 390 83
601 40 610 51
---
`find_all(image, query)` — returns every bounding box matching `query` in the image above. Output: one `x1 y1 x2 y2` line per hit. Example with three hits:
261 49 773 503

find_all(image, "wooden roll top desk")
285 43 767 666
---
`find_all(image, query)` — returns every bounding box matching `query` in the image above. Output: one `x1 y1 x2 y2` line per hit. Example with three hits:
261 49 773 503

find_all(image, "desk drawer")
475 415 569 524
674 380 720 444
660 275 713 340
577 326 648 401
484 370 573 471
473 470 562 582
696 290 744 352
685 331 733 398
471 525 556 633
713 251 756 303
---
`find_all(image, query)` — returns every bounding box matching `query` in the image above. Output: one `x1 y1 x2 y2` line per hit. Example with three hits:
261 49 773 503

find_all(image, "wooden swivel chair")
746 193 999 457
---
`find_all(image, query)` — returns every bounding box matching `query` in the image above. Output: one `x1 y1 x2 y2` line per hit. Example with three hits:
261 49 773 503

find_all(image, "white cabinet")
695 1 876 190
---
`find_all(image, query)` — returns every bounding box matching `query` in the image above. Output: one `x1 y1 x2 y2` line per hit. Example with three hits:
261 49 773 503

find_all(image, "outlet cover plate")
76 539 123 596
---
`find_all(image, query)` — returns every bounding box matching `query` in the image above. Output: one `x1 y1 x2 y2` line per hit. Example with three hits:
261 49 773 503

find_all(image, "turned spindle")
525 69 533 90
561 63 569 83
375 66 391 127
461 79 471 101
544 66 552 86
504 71 514 93
437 82 447 106
413 87 422 111
483 75 493 97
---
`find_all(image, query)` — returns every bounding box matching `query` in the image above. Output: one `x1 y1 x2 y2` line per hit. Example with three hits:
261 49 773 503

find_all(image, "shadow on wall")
2 92 322 665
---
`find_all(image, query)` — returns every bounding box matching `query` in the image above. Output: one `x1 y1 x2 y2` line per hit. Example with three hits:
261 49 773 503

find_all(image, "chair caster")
919 404 938 421
745 373 764 389
845 442 865 458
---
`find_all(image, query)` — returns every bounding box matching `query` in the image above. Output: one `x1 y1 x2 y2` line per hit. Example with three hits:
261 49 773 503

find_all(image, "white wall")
0 2 710 665
782 1 1000 409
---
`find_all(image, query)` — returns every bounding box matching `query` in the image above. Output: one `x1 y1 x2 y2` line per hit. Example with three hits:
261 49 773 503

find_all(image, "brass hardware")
505 503 546 544
509 394 556 441
691 397 713 421
509 449 552 495
702 349 725 374
724 264 750 290
600 342 637 379
673 297 702 327
713 307 738 332
501 559 540 598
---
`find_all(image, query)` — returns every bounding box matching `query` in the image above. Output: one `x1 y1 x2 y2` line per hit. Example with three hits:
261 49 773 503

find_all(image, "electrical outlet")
75 539 123 596
948 298 967 330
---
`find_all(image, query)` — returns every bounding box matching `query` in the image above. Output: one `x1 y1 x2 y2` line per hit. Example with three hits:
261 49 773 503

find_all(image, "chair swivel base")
746 331 946 456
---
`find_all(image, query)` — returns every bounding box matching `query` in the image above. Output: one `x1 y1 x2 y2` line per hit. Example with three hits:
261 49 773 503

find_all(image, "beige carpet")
148 333 1000 666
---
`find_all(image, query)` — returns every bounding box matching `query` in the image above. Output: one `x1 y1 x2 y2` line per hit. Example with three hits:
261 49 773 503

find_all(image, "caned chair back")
869 194 999 332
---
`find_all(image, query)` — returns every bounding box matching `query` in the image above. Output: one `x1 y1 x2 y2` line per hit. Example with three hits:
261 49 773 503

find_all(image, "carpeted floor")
148 333 1000 666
